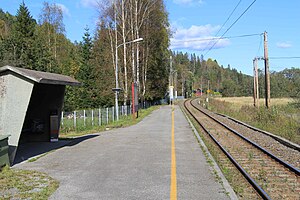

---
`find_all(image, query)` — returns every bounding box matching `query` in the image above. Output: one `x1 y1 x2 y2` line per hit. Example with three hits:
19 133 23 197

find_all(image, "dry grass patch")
208 97 300 144
0 166 58 199
214 97 294 108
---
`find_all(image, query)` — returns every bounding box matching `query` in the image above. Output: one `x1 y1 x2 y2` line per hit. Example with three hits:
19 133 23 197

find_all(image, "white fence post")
92 109 94 126
84 109 86 127
61 111 64 127
99 108 101 126
111 106 113 122
74 111 76 129
106 107 109 124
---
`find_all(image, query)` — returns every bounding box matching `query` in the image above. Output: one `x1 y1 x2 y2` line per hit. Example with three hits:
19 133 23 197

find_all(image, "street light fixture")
114 37 143 121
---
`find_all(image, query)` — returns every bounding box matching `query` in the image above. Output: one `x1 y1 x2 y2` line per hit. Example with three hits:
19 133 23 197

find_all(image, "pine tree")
81 26 93 62
11 2 37 68
77 27 95 108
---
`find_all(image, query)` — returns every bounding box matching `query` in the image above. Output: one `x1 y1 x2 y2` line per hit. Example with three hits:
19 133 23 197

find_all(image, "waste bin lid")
0 135 10 140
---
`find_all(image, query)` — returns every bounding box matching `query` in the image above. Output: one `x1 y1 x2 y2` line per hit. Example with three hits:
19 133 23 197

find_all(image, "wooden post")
253 58 256 107
255 59 259 108
264 31 271 108
253 58 259 108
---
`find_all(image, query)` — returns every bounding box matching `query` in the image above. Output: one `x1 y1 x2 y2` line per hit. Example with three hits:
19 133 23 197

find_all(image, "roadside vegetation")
206 97 299 144
0 166 58 199
60 105 160 138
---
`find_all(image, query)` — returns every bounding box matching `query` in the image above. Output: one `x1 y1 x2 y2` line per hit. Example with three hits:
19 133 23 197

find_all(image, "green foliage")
171 51 299 99
76 27 96 108
0 3 36 68
89 22 115 107
145 9 169 100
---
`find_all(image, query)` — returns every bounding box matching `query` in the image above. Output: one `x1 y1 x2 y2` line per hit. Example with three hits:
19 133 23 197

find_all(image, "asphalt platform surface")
15 105 233 199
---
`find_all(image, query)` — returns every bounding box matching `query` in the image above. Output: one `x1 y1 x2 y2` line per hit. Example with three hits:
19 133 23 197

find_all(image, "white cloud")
56 3 70 17
170 24 230 51
80 0 99 8
173 0 204 6
276 41 292 49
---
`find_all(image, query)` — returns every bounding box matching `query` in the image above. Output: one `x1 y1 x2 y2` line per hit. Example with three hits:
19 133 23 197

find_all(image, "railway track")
183 99 300 200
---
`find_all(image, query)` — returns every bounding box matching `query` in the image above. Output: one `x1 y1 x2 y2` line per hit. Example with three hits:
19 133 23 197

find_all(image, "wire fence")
60 102 153 132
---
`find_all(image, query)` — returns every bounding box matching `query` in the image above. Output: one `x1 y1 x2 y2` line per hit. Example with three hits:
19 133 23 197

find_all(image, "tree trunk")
130 0 136 83
121 0 128 105
135 0 140 88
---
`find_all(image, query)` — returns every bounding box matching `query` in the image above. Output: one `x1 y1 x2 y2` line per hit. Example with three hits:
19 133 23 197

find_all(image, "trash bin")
0 135 10 167
50 115 59 142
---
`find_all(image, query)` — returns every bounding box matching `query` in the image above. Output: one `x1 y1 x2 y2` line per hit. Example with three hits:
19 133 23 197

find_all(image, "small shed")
0 66 80 165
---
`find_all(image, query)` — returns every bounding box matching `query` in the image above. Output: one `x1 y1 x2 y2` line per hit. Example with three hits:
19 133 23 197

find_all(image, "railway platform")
14 105 236 199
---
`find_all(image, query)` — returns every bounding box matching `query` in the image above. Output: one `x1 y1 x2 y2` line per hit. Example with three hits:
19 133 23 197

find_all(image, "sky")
1 0 299 75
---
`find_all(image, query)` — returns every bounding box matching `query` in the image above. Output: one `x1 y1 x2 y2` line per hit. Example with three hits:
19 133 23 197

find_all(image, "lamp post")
114 37 143 121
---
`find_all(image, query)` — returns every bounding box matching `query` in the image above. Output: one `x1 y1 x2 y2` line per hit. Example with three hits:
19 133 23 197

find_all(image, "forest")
171 52 300 101
0 1 299 111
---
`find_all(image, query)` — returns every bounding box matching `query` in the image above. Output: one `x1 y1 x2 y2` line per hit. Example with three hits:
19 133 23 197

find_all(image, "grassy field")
214 97 295 108
207 97 300 144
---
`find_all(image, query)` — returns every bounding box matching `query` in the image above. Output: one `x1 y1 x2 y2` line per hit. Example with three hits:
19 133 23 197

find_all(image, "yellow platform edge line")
170 109 177 200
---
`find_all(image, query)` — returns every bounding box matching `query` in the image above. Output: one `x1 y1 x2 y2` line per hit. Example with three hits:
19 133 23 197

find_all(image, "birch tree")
96 0 170 103
39 2 65 72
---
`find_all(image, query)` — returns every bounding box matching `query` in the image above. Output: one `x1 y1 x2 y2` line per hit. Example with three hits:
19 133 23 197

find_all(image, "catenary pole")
264 31 271 108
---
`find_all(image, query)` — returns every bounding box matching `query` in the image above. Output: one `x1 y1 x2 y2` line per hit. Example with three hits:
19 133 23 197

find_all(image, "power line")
256 33 263 56
202 0 242 51
215 0 242 37
269 56 300 59
205 0 258 56
171 33 261 44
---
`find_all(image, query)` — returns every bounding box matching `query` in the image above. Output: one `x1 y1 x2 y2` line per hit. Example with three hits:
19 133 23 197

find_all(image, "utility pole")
207 80 210 95
264 31 271 108
200 76 203 95
206 80 210 108
253 57 259 108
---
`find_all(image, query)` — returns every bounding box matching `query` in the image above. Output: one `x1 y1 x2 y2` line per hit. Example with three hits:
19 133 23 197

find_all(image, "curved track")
183 99 300 200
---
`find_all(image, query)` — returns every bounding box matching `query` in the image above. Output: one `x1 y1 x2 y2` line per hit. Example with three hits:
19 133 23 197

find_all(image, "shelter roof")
0 66 81 86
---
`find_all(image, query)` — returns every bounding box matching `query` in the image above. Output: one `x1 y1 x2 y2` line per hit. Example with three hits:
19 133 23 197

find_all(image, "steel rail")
189 99 300 176
215 112 300 152
183 99 269 200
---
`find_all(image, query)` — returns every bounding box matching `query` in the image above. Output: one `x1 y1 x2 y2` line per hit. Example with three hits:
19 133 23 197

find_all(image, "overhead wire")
269 57 300 59
204 0 258 56
214 0 243 37
256 33 263 56
200 0 242 51
171 33 262 43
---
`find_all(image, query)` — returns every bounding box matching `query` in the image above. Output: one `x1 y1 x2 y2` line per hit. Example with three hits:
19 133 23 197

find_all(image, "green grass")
0 166 59 199
208 97 300 144
60 106 160 138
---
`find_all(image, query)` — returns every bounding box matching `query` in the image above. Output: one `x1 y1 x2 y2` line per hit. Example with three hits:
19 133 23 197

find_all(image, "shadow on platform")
13 134 99 165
